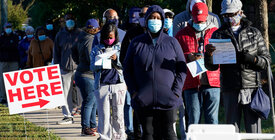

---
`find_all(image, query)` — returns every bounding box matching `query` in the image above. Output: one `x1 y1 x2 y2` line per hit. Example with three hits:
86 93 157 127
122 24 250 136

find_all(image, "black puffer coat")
205 18 271 91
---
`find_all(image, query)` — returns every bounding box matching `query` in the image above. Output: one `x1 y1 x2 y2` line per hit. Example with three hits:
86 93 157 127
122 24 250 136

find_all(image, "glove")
240 51 256 64
205 44 216 56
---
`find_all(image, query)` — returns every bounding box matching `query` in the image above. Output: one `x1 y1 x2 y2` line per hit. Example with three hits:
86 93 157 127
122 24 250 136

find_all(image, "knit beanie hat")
221 0 242 14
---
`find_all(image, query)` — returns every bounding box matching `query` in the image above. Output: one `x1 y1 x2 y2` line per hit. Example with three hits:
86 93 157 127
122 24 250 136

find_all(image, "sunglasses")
222 12 239 18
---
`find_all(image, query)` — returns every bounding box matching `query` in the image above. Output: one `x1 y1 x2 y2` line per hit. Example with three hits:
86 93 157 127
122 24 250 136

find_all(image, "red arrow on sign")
22 99 50 108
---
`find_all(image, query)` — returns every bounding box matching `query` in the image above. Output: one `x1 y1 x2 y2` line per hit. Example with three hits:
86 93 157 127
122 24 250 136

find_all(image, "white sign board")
209 39 237 64
187 59 207 77
3 65 65 114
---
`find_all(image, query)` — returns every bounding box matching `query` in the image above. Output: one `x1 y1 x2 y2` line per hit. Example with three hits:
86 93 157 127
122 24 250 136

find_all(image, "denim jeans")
184 86 220 126
75 72 97 128
124 91 134 134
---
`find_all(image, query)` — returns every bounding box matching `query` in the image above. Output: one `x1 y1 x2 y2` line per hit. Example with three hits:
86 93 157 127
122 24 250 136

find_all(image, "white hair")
25 26 34 33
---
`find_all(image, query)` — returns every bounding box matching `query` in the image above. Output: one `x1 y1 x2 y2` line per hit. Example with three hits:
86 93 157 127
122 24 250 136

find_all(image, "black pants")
137 108 178 140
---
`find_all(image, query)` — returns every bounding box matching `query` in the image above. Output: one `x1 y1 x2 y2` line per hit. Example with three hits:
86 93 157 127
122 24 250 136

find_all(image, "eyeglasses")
222 11 239 18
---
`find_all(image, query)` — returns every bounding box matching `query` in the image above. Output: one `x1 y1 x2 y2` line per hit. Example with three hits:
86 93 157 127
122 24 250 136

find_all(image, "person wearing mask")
26 27 53 68
15 30 25 41
123 5 187 140
92 9 126 48
0 22 19 104
204 0 271 133
71 18 100 136
54 13 82 125
175 2 220 129
90 23 127 140
18 26 34 69
46 19 57 41
163 9 174 37
173 0 221 36
120 6 149 140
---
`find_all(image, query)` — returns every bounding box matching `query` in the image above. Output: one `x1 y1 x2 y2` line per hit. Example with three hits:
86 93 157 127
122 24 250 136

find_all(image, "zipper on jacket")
152 45 157 108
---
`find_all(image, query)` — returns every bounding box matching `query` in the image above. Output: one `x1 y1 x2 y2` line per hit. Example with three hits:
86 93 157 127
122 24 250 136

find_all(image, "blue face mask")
148 19 162 33
164 18 173 29
46 24 53 30
27 34 33 39
193 22 207 31
5 28 12 34
38 35 46 41
18 36 22 40
107 19 119 27
66 20 75 29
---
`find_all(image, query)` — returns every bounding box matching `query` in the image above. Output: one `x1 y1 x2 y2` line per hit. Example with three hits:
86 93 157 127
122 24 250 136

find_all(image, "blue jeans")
124 91 134 133
184 86 220 125
75 72 97 128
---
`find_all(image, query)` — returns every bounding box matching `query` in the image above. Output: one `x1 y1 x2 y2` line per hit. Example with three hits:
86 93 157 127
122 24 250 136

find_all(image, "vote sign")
3 65 65 114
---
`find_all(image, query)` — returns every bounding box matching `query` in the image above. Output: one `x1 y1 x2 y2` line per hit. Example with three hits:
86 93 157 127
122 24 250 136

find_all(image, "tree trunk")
255 0 269 49
1 0 8 32
206 0 212 12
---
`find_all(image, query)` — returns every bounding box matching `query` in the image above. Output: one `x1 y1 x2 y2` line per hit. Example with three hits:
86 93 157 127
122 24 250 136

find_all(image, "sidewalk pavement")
23 108 99 140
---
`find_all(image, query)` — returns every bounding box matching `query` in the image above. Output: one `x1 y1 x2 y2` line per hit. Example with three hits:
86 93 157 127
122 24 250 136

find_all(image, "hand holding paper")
95 50 118 69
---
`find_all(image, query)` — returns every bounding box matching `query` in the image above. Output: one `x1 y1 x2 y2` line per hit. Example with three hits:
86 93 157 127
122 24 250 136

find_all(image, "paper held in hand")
187 59 207 78
95 50 118 69
209 39 236 64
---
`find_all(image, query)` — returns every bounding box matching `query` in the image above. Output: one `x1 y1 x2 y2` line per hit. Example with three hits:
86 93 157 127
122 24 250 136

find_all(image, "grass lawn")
0 104 60 140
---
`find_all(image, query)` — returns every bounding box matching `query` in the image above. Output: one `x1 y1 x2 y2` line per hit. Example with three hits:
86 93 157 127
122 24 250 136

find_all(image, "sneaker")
56 117 74 125
82 127 96 136
90 127 98 135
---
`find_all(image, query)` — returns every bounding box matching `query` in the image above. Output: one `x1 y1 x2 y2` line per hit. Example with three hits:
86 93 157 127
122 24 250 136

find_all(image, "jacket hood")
186 0 207 13
145 5 165 31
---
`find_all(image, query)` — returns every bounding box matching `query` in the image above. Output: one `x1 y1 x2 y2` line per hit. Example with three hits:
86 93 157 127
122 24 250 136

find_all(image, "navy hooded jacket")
123 5 187 110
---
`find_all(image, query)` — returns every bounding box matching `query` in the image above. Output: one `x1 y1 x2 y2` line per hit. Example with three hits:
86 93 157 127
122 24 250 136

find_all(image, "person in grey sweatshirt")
54 13 82 125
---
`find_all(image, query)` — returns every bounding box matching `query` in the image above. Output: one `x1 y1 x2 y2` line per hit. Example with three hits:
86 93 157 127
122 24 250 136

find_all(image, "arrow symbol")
22 99 50 108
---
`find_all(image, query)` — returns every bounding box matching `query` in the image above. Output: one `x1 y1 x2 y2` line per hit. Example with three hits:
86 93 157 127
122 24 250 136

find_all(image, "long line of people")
0 0 271 140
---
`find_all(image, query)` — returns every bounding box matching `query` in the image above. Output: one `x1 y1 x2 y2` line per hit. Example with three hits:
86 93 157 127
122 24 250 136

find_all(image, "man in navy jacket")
123 5 187 140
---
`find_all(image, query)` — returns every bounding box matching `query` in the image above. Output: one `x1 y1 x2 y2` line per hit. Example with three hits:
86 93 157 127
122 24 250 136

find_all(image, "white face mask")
164 18 173 29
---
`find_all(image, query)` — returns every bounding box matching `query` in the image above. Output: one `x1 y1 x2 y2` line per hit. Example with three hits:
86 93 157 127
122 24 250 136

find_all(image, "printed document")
187 59 207 77
209 39 236 64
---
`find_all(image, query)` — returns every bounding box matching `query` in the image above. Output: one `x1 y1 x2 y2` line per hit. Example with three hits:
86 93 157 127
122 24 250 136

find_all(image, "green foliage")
0 104 60 139
7 0 28 30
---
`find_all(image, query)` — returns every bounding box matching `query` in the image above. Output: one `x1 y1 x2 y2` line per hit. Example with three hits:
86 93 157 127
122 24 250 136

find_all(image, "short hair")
25 26 34 33
100 23 119 45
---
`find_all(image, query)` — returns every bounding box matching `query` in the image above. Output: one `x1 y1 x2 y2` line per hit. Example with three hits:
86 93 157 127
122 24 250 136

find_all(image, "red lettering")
8 88 22 102
37 84 50 98
20 71 33 84
47 66 59 80
23 86 36 100
4 72 18 86
50 82 62 95
33 68 45 81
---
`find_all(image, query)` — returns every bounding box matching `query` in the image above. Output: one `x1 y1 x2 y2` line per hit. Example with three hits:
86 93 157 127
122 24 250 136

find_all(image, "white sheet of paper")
95 55 102 66
209 39 236 64
98 50 118 58
102 58 112 69
95 50 118 68
187 59 207 77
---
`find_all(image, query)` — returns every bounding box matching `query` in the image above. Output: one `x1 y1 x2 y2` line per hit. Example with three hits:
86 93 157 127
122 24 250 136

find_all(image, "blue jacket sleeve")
90 46 102 71
171 39 187 97
123 41 138 95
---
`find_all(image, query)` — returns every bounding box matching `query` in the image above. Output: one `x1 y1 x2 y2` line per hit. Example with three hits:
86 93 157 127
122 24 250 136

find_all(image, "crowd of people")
0 0 271 140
